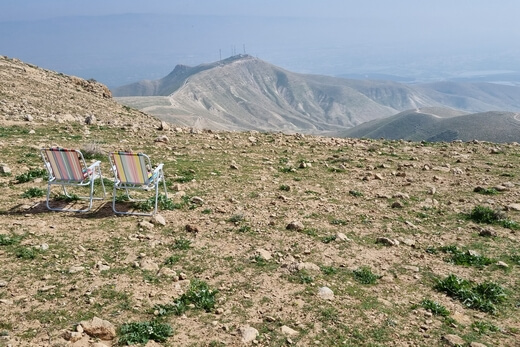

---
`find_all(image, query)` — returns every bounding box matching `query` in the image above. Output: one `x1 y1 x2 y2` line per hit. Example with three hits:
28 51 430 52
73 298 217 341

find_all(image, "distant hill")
339 108 520 143
114 55 520 134
0 55 155 129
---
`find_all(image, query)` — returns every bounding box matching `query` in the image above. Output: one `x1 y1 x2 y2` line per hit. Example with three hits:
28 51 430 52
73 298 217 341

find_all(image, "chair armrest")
86 161 101 171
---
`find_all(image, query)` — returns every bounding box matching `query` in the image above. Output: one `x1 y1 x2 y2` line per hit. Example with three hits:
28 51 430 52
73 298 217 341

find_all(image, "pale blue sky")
3 0 519 21
2 0 519 87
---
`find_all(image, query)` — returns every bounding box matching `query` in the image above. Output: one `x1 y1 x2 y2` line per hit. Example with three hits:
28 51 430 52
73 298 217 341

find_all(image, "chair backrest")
42 148 86 182
110 152 150 185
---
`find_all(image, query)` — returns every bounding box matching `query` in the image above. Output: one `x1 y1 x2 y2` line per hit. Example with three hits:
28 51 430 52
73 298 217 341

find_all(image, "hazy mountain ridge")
114 55 520 135
340 108 520 143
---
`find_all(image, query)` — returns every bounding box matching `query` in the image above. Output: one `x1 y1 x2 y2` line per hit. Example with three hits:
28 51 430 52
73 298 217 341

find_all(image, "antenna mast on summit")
243 44 246 54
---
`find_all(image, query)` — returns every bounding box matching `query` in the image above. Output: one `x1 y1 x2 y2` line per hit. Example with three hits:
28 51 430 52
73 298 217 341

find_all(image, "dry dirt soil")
0 56 519 347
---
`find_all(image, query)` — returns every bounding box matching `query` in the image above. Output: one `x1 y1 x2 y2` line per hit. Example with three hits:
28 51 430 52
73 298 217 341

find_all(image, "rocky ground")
0 56 519 346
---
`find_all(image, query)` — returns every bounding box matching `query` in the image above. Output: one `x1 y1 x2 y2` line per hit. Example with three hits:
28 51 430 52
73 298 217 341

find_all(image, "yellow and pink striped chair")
108 152 167 216
40 147 106 212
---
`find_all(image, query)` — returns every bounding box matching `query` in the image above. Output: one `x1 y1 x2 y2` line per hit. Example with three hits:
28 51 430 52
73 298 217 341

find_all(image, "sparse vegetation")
118 320 173 345
434 274 507 313
0 57 519 346
15 168 47 183
353 266 381 284
21 187 45 198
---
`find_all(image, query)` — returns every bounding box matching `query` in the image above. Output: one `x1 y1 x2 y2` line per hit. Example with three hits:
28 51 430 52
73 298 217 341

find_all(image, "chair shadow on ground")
1 200 121 219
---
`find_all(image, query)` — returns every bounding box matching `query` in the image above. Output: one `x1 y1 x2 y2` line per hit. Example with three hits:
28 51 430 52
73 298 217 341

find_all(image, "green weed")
118 320 173 345
154 279 218 316
434 274 507 313
471 320 500 335
15 168 47 183
353 267 381 285
21 187 45 198
420 299 450 317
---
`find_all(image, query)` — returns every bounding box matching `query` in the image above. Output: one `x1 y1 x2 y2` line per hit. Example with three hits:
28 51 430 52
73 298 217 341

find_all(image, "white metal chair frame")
109 152 167 216
40 148 106 212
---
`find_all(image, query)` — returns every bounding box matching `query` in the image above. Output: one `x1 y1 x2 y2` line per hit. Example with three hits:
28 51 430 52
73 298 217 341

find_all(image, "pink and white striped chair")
40 147 106 212
108 152 167 216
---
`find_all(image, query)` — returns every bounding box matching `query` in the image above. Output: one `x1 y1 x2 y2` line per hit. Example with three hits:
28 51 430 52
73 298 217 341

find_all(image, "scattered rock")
0 165 11 174
68 266 85 274
139 259 159 272
376 237 399 246
442 334 465 346
154 135 169 143
190 196 204 205
478 227 497 237
63 330 83 342
238 325 258 344
469 342 488 347
286 221 304 231
151 214 166 226
335 232 351 242
318 286 334 300
95 261 110 272
185 224 201 233
496 261 509 268
0 280 7 287
256 248 272 261
507 203 520 211
159 121 170 131
391 201 404 209
80 317 116 340
281 325 299 337
296 262 320 272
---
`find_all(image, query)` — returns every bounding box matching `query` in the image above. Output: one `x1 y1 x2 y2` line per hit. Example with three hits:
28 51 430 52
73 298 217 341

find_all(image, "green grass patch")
0 234 22 246
353 266 381 285
419 299 450 317
437 245 495 267
434 274 507 313
467 205 520 229
349 190 364 197
153 279 218 316
15 168 47 183
118 320 173 345
471 320 500 335
171 238 191 250
474 187 499 195
22 187 46 198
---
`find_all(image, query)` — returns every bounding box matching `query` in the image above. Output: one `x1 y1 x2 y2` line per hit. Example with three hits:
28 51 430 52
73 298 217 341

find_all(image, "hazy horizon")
2 1 520 88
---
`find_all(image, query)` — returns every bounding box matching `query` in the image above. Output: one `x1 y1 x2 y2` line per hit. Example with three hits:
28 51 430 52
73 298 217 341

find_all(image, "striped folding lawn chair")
108 151 167 216
40 147 106 212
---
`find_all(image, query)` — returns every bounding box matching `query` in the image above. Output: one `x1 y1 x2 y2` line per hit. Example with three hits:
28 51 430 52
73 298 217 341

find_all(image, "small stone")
159 121 170 131
154 135 169 143
265 316 276 322
63 330 83 342
239 325 259 343
80 317 116 340
469 342 488 347
335 233 351 242
376 237 399 246
256 248 272 261
281 325 299 337
230 164 239 170
507 203 520 211
151 214 166 226
178 272 187 280
0 281 7 287
0 165 11 174
479 227 497 237
286 221 304 231
496 261 509 268
391 201 404 208
190 196 204 205
185 224 200 233
68 266 85 274
296 262 320 272
140 259 159 272
442 334 465 346
318 287 334 300
40 243 49 251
